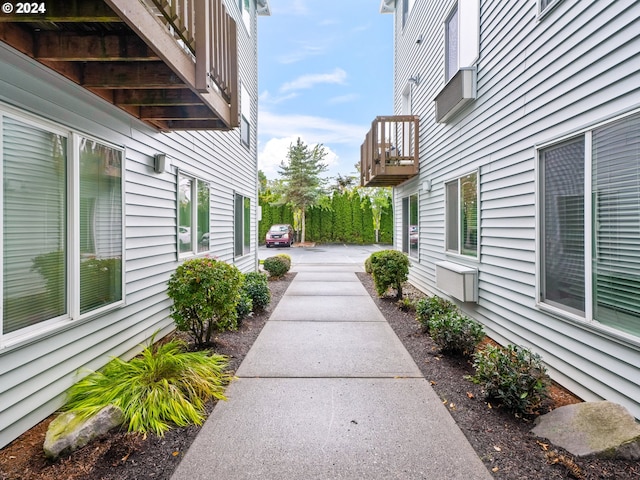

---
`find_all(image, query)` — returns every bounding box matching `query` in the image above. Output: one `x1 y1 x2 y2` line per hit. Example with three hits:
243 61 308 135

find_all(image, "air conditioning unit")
435 261 478 302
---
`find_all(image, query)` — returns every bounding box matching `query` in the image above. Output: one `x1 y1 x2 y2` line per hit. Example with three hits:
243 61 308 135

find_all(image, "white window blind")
3 116 67 333
592 114 640 335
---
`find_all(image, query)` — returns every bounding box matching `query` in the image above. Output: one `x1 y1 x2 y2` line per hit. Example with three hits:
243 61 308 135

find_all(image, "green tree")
362 187 393 243
275 138 328 243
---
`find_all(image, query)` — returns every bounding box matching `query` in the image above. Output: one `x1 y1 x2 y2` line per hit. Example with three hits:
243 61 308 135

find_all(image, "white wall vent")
435 261 478 302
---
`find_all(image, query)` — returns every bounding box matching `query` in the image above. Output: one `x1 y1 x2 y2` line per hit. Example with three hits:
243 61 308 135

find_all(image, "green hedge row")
259 192 393 244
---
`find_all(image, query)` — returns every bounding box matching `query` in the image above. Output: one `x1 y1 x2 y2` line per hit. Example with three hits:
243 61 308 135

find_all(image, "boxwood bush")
415 295 456 333
429 311 484 357
263 255 290 278
242 271 271 311
470 344 550 414
369 249 409 299
167 258 243 347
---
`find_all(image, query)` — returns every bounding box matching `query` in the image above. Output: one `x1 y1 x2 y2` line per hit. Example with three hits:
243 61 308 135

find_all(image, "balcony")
0 0 239 131
360 115 419 187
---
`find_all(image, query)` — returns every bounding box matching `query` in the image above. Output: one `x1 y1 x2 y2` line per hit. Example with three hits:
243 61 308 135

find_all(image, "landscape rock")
43 405 124 459
531 401 640 459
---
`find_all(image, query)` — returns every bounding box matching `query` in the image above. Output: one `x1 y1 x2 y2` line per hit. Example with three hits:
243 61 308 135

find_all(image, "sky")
257 0 394 182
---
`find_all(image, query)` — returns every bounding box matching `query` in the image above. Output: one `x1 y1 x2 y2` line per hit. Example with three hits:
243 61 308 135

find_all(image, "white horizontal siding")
394 0 640 419
0 1 261 448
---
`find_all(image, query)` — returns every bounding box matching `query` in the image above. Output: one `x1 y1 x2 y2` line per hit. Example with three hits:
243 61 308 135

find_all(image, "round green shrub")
275 253 292 269
167 257 243 347
416 295 456 333
470 344 550 415
243 271 271 310
263 255 290 278
429 311 484 357
364 255 373 274
236 290 253 323
369 249 409 299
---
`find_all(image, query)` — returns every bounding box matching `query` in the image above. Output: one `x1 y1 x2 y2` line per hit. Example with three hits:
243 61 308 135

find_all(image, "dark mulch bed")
2 270 639 480
356 272 640 480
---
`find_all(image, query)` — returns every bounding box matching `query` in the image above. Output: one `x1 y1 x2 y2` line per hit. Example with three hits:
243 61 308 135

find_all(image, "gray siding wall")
0 1 260 448
392 0 640 418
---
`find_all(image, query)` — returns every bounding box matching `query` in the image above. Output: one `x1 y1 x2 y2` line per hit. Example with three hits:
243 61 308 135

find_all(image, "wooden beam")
156 119 228 130
113 89 203 106
139 105 219 121
35 32 159 61
0 0 121 22
0 23 34 57
81 62 186 88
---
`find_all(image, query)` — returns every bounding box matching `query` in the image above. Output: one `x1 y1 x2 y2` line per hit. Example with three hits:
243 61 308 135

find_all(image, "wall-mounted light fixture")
408 75 420 86
154 153 171 173
422 179 432 192
416 34 423 45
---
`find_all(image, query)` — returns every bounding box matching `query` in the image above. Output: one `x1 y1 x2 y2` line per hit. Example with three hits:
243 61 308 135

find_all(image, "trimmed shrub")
470 344 550 414
275 253 292 269
235 291 253 323
416 295 456 332
429 311 484 357
243 271 271 311
364 255 373 274
63 337 230 436
167 257 243 347
263 255 290 278
369 249 409 299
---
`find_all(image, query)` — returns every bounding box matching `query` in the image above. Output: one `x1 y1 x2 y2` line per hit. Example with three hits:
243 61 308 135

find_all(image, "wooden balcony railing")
0 0 239 131
360 116 420 187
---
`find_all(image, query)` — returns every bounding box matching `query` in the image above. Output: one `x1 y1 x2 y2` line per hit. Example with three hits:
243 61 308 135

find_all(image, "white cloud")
258 110 367 147
258 136 339 178
328 93 359 105
280 68 347 92
259 90 299 105
277 43 326 64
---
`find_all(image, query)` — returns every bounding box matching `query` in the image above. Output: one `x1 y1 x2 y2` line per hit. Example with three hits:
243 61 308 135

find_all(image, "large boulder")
43 405 124 459
531 401 640 460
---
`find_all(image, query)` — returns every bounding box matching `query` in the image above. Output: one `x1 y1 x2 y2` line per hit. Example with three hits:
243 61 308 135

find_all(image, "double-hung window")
240 84 250 148
402 194 419 259
539 112 640 338
178 173 210 256
234 193 251 257
402 0 415 28
445 172 478 257
2 112 123 341
239 0 250 34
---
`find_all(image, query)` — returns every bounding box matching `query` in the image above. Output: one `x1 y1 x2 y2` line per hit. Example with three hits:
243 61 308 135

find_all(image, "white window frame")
538 0 563 18
234 192 251 257
402 0 416 29
445 170 479 259
444 0 480 84
535 109 640 343
177 171 211 258
401 192 419 259
239 0 251 34
0 106 125 346
240 83 250 148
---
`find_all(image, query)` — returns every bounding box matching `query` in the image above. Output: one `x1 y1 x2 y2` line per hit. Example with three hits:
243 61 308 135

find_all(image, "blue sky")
257 0 394 181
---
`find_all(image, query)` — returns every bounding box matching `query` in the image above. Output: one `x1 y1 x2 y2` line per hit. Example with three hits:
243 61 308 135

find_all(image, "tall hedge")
259 191 393 245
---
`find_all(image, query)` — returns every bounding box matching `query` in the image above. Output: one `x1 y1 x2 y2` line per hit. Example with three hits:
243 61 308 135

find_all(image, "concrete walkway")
171 261 492 480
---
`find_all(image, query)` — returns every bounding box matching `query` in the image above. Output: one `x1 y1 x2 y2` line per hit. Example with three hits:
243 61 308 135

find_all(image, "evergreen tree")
275 138 328 243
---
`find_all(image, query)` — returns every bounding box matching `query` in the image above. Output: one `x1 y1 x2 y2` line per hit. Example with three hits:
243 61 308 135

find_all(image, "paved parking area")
259 243 390 267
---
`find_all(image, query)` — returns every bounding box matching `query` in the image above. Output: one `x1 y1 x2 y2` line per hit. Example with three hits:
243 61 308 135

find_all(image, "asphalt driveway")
258 243 391 267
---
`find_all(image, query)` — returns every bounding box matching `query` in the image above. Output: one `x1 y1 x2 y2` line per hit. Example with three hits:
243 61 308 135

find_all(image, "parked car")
265 224 295 248
409 225 418 245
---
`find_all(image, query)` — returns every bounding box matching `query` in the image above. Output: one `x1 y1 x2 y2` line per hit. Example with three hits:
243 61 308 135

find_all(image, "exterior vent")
435 68 476 123
435 261 478 302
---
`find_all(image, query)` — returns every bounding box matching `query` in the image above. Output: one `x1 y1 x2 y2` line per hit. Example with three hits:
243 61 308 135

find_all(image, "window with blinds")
445 172 478 258
540 138 585 315
539 113 640 338
592 114 640 336
3 116 67 333
2 113 124 339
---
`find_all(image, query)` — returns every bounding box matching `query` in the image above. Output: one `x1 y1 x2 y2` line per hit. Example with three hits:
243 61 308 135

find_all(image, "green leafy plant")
369 249 409 299
63 337 231 436
167 257 243 347
235 290 253 323
263 255 290 278
429 311 484 357
416 295 456 333
242 271 271 311
470 344 550 415
275 253 292 269
396 296 416 312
